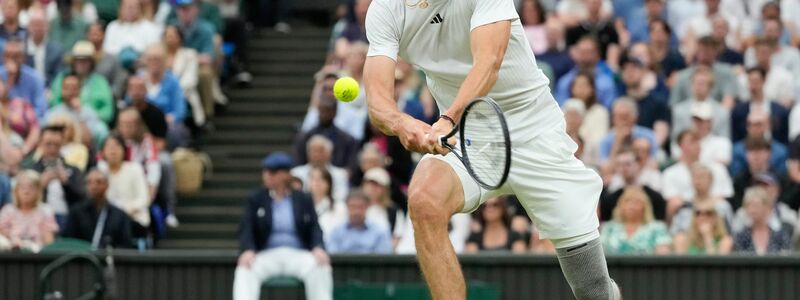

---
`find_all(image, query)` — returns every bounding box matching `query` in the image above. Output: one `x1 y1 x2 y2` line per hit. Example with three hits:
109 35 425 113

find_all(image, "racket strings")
462 101 509 187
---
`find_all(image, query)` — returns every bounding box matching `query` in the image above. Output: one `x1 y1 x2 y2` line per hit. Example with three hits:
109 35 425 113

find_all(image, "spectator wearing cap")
46 73 109 148
86 22 128 101
732 186 793 255
739 39 796 109
291 135 349 204
671 67 730 140
48 0 89 52
555 36 617 109
648 19 686 79
0 39 47 120
598 98 657 163
732 67 790 144
102 0 162 56
293 94 359 169
361 167 405 239
234 152 332 300
50 41 114 124
618 53 670 149
25 9 64 87
63 168 133 249
139 43 190 149
730 114 788 178
327 190 392 254
670 37 739 109
670 101 731 166
0 0 28 45
662 130 733 219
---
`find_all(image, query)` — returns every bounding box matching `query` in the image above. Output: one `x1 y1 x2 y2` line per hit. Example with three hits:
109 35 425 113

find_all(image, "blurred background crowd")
2 0 800 260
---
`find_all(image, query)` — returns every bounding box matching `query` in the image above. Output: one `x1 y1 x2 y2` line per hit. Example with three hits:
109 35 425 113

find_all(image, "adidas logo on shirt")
430 13 444 24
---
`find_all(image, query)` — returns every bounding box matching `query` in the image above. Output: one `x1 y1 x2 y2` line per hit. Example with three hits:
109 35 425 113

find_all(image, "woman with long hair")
519 0 548 54
674 201 733 255
570 71 609 166
46 113 89 171
164 24 204 126
465 196 527 253
601 186 672 254
309 166 346 241
0 170 59 252
97 134 150 237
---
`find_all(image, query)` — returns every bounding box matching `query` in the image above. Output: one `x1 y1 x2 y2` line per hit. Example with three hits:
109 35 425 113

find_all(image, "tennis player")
363 0 619 299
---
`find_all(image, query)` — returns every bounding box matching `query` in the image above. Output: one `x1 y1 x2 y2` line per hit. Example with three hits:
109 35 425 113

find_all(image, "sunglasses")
694 210 716 217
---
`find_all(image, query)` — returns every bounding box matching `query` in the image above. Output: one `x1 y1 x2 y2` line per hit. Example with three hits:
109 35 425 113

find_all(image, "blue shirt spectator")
0 41 47 120
266 194 304 249
143 70 187 124
730 140 788 178
599 126 658 161
328 191 392 254
556 62 617 109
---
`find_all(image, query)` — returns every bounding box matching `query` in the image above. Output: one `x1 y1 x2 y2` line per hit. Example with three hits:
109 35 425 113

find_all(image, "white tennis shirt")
366 0 561 142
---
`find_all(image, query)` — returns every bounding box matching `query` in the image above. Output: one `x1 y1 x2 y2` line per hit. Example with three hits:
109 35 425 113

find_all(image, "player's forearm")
446 60 502 120
368 96 408 136
364 56 404 136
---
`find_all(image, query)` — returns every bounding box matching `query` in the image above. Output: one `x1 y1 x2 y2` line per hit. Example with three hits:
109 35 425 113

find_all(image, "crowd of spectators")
235 2 800 283
0 0 249 252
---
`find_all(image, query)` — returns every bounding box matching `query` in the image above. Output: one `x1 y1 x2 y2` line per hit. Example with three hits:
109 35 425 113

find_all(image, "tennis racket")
438 97 511 190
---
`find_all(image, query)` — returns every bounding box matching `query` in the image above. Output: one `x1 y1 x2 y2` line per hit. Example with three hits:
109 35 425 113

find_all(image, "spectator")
618 54 669 148
86 22 128 101
537 22 574 83
163 24 204 127
600 186 672 255
673 201 734 255
48 0 88 52
252 0 292 33
174 0 224 119
293 94 359 168
554 0 613 28
361 167 404 237
669 36 739 109
234 152 332 300
140 44 189 149
0 78 40 155
569 72 608 166
126 76 167 143
670 101 731 166
565 0 620 61
117 109 161 203
624 42 671 99
360 124 414 197
335 0 370 54
45 113 89 171
730 115 788 178
519 0 548 55
648 19 686 79
601 150 665 222
25 9 63 87
22 126 85 226
710 16 744 66
63 168 133 249
291 135 349 203
102 0 162 56
50 41 114 124
739 38 796 109
308 166 346 241
598 98 657 163
731 138 791 208
680 0 738 60
45 0 98 24
0 0 28 46
142 0 171 24
669 163 735 234
732 67 790 144
733 186 793 255
788 136 800 210
671 66 730 140
0 40 47 120
46 73 109 148
555 36 617 108
562 100 588 162
0 170 58 252
744 18 800 82
465 196 527 253
327 190 392 254
665 0 705 38
662 130 733 216
97 134 150 238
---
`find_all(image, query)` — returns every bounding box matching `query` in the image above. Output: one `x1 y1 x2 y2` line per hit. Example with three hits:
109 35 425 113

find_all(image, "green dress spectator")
48 1 88 51
50 42 114 124
600 186 672 255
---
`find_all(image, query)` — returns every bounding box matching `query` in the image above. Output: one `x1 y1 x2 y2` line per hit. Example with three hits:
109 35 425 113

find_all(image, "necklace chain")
405 0 429 9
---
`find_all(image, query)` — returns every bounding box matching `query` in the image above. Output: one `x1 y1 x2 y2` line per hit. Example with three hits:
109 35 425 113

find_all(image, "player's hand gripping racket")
438 97 511 190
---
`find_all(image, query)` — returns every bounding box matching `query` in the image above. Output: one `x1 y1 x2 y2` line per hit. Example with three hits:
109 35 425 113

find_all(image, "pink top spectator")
0 204 58 248
1 98 38 137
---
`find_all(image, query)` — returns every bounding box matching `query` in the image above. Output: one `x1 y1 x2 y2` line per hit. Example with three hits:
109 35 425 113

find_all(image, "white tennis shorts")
421 123 602 240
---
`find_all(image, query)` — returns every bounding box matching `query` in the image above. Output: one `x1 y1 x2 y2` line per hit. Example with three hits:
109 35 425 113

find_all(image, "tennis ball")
333 77 360 103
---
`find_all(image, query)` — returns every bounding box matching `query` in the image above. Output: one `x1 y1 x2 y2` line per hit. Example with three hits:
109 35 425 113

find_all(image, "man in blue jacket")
233 152 332 300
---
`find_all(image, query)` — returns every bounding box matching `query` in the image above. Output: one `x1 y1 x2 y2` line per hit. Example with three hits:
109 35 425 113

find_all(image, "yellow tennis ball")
333 77 360 103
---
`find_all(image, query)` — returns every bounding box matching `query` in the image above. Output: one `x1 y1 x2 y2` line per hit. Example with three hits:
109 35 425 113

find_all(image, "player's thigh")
409 154 472 217
510 127 602 240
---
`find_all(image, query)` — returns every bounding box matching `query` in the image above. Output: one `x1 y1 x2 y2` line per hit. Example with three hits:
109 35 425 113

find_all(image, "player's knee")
572 275 618 300
407 186 450 224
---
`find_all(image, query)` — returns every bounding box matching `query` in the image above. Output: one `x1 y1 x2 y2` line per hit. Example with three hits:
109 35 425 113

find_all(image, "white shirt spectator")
291 164 349 203
314 198 347 243
395 213 472 254
366 204 405 238
301 87 368 141
98 161 151 227
738 66 796 105
667 0 707 38
789 103 800 141
732 202 798 234
662 161 734 201
674 134 734 166
103 20 163 55
745 46 800 88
